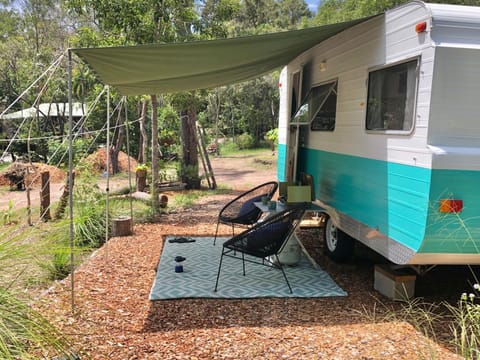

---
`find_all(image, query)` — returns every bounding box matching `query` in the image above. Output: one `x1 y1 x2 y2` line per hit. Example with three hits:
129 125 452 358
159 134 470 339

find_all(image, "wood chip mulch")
35 192 463 360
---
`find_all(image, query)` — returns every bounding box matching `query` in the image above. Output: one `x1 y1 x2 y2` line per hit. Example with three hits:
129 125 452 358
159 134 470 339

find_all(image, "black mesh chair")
214 206 306 294
213 181 278 245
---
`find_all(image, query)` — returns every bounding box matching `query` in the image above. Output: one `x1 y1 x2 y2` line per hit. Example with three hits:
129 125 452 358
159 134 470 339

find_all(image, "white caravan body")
277 1 480 265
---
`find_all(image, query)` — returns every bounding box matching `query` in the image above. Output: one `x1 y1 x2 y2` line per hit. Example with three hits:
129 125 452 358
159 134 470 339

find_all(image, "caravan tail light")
439 199 463 213
415 21 427 33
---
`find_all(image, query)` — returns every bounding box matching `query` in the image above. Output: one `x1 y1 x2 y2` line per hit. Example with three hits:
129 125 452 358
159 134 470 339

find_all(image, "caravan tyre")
323 216 354 262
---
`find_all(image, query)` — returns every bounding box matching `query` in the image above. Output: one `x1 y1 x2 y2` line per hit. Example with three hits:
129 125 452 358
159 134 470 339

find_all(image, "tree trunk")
181 107 199 189
40 171 51 221
111 108 125 174
54 172 75 220
138 99 148 164
214 90 221 156
151 94 160 212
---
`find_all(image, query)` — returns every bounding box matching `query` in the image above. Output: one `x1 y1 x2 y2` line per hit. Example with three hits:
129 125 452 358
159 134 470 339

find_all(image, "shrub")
219 141 239 155
47 248 71 281
265 128 278 151
237 133 255 149
74 204 107 248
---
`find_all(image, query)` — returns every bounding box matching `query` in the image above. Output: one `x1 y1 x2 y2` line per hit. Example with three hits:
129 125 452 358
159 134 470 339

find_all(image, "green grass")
219 144 273 157
171 191 204 210
0 162 9 172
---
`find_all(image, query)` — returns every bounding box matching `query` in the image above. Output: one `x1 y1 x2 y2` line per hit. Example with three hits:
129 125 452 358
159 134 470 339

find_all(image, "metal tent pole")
123 97 134 231
67 49 75 312
105 86 110 258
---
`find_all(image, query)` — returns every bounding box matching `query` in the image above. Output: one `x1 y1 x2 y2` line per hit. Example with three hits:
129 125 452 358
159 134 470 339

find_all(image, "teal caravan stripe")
297 147 430 251
421 168 480 254
277 143 287 181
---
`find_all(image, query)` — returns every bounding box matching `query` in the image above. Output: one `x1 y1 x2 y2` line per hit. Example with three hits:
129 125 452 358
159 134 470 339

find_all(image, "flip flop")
168 237 196 243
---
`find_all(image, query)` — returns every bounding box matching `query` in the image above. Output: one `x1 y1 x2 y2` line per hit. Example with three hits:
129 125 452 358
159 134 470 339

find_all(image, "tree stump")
112 216 132 237
159 193 168 208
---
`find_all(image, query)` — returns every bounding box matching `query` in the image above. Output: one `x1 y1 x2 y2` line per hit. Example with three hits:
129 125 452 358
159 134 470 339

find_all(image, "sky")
307 0 323 14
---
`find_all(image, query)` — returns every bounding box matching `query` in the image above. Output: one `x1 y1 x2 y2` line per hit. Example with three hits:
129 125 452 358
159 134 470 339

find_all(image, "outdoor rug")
149 236 347 300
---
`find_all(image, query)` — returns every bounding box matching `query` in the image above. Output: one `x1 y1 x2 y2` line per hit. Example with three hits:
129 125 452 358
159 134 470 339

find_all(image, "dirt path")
0 153 276 212
208 153 276 189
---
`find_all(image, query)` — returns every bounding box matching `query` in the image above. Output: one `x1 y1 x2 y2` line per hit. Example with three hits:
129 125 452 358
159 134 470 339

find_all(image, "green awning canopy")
72 16 378 96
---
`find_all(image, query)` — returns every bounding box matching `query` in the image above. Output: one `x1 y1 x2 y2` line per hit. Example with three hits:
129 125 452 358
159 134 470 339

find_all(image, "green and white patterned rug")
149 236 347 300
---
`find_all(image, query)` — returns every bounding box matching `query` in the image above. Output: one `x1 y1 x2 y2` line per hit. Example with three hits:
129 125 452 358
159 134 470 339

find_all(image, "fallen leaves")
33 191 462 360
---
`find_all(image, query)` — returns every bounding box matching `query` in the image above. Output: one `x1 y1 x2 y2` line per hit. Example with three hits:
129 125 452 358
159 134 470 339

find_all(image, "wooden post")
25 167 32 226
40 171 51 221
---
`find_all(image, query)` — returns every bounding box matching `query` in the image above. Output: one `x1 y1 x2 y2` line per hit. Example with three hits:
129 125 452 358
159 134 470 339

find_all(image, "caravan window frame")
365 57 419 134
290 79 338 131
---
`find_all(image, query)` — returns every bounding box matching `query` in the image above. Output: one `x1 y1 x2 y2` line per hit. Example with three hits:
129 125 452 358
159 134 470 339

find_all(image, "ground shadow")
142 226 477 357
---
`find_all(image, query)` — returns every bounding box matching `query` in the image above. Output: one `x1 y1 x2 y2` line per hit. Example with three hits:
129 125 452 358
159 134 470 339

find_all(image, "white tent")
0 102 86 120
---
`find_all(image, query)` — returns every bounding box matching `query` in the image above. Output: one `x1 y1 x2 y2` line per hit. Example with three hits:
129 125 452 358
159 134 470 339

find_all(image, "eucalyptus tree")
197 0 240 38
65 0 201 198
275 0 312 29
198 0 311 150
0 4 22 109
312 0 480 25
0 0 72 162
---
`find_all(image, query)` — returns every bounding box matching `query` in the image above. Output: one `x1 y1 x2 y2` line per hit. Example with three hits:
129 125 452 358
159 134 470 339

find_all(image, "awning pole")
123 97 134 231
105 86 110 260
67 49 75 312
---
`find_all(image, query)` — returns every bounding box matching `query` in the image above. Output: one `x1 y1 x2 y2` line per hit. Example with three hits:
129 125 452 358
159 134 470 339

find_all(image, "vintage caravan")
277 1 480 265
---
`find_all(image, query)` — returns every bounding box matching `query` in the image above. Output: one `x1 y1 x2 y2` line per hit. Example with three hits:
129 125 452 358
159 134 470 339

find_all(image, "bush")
47 248 71 281
237 133 255 149
47 138 90 167
219 141 239 155
265 128 278 151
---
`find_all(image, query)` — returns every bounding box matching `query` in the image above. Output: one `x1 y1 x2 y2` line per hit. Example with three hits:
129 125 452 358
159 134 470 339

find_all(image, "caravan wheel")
323 216 354 261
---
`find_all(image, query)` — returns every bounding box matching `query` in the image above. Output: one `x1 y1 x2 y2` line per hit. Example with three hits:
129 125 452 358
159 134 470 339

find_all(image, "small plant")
448 283 480 359
265 128 278 151
74 202 107 248
2 200 15 225
135 163 148 172
48 249 71 281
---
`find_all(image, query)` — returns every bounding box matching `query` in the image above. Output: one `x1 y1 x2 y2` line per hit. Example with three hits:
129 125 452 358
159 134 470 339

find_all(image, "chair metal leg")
275 255 292 294
242 252 246 276
214 250 225 292
213 220 221 245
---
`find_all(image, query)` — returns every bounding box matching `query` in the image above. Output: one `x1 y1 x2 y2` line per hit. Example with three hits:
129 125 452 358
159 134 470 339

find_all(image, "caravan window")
366 59 418 132
291 80 337 131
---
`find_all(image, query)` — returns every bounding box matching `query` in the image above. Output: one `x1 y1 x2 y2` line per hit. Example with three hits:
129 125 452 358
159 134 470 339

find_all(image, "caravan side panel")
414 45 480 263
279 2 480 264
277 67 289 181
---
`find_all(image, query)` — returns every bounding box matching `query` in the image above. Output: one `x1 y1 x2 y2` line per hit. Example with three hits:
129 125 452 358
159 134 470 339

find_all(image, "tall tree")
198 0 240 38
65 0 200 201
312 0 480 25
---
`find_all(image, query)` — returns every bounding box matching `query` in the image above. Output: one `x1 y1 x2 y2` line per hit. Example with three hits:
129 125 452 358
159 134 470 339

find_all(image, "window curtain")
403 61 418 130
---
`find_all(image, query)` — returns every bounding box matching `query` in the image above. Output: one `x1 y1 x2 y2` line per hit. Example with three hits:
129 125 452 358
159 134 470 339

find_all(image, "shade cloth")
72 16 378 96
